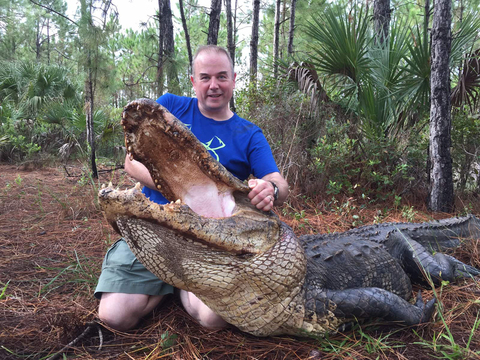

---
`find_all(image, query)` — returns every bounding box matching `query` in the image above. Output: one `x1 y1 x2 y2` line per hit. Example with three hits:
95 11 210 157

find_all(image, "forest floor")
0 162 479 360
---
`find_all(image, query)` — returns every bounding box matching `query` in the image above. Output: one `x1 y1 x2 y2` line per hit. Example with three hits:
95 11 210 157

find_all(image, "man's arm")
248 172 289 212
124 154 156 189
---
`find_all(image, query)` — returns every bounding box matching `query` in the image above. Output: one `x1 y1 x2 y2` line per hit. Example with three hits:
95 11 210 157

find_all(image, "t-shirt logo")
203 136 225 161
184 124 226 161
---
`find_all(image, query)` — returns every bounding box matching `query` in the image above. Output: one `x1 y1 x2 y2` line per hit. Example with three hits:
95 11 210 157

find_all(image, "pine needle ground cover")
0 164 479 360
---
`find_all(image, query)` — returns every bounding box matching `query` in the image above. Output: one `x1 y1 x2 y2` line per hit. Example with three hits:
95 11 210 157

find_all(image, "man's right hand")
124 155 156 189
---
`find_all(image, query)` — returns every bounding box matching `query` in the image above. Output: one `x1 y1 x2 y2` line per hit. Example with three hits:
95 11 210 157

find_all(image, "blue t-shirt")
142 93 279 204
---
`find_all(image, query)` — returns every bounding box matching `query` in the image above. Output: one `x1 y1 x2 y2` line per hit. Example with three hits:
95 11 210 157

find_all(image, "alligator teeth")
175 199 182 204
134 182 142 190
101 183 106 189
108 181 113 188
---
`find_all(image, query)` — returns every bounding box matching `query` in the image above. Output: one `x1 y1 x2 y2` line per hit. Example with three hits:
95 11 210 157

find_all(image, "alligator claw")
415 291 436 323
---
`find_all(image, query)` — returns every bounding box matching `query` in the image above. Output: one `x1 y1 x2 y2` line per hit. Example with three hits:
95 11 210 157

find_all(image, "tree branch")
29 0 79 26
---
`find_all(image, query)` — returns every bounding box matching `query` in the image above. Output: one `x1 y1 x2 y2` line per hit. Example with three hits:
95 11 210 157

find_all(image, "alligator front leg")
386 231 480 285
307 288 436 328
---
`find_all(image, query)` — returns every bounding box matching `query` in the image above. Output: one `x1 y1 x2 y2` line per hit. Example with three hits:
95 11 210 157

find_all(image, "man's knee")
98 292 164 331
180 290 228 329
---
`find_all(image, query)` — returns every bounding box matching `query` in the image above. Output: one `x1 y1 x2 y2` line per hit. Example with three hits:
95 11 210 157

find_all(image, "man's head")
191 45 236 120
192 45 234 78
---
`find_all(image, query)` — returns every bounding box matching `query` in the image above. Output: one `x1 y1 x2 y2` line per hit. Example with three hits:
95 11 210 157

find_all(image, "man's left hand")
247 179 276 212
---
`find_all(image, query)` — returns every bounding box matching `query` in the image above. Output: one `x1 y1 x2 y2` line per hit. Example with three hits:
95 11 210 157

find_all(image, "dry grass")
0 163 479 360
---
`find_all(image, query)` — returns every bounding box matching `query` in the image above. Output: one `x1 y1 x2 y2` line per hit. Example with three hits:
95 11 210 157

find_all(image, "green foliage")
451 109 480 192
38 250 99 297
401 205 418 222
160 330 178 350
0 117 42 161
0 59 126 162
414 313 480 359
306 6 371 86
0 280 10 300
309 117 414 201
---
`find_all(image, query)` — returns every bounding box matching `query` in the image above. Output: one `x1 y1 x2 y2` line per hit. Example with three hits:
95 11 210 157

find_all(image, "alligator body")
99 99 480 337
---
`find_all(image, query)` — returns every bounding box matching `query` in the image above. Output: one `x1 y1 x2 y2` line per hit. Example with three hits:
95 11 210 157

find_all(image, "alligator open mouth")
100 98 282 254
121 98 249 218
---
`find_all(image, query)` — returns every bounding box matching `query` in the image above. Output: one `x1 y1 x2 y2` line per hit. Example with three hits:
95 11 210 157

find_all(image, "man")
95 45 289 331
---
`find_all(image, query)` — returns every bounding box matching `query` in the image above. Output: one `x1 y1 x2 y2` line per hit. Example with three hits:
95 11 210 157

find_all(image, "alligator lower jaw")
98 183 281 254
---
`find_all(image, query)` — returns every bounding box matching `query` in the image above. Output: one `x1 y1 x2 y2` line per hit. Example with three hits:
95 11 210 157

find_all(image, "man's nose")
209 78 219 89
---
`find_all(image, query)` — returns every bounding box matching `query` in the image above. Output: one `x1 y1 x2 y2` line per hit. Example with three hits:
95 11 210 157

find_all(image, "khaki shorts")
94 239 174 299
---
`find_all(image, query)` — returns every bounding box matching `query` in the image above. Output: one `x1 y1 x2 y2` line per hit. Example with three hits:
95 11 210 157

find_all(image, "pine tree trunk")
85 52 98 179
373 0 390 44
225 0 235 63
250 0 260 84
273 0 281 77
280 0 287 59
428 0 454 212
163 0 180 94
207 0 222 45
36 20 41 60
156 0 164 97
179 0 193 75
225 0 236 111
287 0 297 55
47 18 50 64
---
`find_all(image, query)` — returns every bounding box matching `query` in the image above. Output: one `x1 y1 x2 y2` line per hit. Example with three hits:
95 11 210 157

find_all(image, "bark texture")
250 0 260 83
207 0 222 45
85 53 98 179
373 0 390 44
225 0 235 63
273 0 281 77
156 0 165 97
225 0 236 111
287 0 297 55
163 0 180 94
179 0 193 74
429 0 454 212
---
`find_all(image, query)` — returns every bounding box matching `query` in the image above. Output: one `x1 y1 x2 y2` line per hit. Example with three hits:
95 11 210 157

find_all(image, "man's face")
191 52 236 118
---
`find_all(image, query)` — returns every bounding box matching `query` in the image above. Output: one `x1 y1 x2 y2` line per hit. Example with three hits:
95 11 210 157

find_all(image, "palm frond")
451 49 480 110
305 6 372 85
396 22 431 116
450 13 480 68
286 62 330 113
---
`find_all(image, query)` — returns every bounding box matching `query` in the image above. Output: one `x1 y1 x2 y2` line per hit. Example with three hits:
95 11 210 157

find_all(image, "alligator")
98 98 480 337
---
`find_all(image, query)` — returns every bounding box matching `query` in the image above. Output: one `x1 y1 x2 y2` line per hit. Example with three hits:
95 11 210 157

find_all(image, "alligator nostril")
99 188 113 196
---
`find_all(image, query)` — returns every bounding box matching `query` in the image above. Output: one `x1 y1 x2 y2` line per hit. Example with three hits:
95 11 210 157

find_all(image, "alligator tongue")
121 98 249 218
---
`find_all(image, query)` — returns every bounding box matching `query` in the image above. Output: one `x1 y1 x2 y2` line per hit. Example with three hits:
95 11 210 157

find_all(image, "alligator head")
99 99 317 336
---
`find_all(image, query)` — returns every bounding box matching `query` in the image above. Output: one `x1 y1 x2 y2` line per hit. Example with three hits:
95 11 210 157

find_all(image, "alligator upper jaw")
98 183 281 254
121 98 250 219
